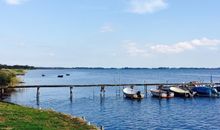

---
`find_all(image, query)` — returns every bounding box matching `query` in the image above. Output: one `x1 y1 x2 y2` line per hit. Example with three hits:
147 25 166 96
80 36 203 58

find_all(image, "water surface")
4 69 220 130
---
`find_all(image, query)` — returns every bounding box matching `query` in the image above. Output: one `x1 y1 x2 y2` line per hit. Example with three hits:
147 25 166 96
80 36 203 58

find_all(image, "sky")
0 0 220 68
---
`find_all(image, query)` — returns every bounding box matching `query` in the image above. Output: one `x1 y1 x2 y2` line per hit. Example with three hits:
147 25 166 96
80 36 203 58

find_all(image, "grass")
0 101 97 130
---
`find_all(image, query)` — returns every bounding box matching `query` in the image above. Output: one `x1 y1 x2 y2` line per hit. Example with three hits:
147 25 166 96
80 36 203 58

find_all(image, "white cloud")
128 0 167 14
100 24 114 33
151 38 220 54
4 0 28 5
124 38 220 56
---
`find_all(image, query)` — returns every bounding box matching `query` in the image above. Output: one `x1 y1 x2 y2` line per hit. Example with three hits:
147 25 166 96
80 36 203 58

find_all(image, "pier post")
144 85 148 96
100 86 105 95
36 87 40 105
70 87 73 101
36 87 40 97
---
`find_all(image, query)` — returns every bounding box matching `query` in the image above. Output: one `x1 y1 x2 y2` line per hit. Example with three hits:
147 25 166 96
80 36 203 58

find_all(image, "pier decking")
7 82 220 88
1 82 220 100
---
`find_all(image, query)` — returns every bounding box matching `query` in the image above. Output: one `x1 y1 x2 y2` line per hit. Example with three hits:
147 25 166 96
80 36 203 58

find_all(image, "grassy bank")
0 101 97 130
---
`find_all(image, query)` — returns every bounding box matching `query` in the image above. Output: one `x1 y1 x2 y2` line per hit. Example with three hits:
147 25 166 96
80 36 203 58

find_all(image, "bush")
0 70 16 86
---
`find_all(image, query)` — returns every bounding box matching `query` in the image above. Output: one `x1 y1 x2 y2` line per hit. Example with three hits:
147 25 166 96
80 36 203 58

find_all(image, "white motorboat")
123 87 144 99
170 86 193 97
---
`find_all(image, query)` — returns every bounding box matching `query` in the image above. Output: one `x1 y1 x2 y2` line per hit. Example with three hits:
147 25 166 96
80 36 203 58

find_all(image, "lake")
4 68 220 130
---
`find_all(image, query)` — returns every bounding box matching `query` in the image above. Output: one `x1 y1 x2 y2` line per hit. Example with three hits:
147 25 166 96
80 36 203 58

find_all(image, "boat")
123 87 144 99
66 74 70 76
170 86 193 98
57 75 63 78
150 89 174 98
192 85 219 97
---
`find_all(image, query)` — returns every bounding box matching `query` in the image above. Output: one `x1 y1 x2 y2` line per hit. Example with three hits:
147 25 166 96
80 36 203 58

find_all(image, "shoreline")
0 101 98 130
0 69 99 130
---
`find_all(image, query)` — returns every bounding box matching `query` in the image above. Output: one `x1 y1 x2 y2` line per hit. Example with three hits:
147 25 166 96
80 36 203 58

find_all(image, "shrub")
0 70 16 86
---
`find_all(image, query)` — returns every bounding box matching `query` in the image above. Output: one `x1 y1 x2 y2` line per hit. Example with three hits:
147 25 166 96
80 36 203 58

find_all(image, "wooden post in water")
36 87 40 97
36 87 40 105
100 85 105 96
144 84 148 96
70 87 73 101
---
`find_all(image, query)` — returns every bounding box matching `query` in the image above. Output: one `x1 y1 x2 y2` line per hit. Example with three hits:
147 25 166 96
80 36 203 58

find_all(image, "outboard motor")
137 91 141 98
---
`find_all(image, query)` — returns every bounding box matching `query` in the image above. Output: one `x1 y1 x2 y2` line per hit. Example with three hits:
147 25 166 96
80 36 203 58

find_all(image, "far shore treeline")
0 64 34 70
1 64 220 70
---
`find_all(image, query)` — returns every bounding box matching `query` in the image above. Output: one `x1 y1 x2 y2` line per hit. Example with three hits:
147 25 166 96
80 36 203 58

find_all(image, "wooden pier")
1 82 220 99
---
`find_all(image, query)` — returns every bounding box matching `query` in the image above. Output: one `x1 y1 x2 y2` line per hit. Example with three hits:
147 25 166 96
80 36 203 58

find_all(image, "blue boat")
192 85 220 97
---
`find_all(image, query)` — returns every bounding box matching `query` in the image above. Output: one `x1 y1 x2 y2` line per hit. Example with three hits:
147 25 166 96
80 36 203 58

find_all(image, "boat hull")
170 87 193 98
150 89 174 98
192 86 219 97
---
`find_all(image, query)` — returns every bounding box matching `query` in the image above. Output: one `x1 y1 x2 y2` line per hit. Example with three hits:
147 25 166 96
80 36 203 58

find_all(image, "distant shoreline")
1 64 220 70
35 67 220 70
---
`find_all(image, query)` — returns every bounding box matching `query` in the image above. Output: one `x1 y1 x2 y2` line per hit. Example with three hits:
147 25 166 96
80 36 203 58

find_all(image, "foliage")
0 101 97 130
0 69 24 86
0 69 17 86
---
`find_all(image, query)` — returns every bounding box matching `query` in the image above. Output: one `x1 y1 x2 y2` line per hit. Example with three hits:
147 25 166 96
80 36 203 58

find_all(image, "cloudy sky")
0 0 220 67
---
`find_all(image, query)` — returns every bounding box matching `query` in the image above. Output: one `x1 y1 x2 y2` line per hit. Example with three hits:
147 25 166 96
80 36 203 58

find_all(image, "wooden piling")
70 87 73 101
144 84 148 96
36 87 40 97
36 87 40 106
100 86 105 95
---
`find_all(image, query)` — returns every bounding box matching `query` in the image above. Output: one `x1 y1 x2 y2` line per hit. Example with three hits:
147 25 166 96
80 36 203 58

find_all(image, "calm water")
4 69 220 130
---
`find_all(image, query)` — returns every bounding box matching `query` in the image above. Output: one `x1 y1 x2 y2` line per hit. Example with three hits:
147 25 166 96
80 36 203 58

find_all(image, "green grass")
0 101 97 130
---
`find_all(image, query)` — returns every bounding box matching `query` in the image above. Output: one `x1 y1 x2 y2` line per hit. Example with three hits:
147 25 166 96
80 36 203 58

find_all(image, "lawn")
0 101 97 130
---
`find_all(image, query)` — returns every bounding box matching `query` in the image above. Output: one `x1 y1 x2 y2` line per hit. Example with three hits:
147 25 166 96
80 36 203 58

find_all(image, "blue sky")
1 0 220 67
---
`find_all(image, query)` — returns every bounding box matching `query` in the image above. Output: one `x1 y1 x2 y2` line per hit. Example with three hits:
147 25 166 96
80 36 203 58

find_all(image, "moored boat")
123 87 144 99
57 75 63 78
150 89 174 98
192 85 219 97
170 86 193 98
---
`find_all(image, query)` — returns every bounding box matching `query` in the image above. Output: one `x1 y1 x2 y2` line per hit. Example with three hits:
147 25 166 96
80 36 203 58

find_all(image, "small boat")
150 89 174 98
170 86 193 98
57 75 63 78
123 87 144 99
66 74 70 76
192 85 219 97
42 74 45 77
